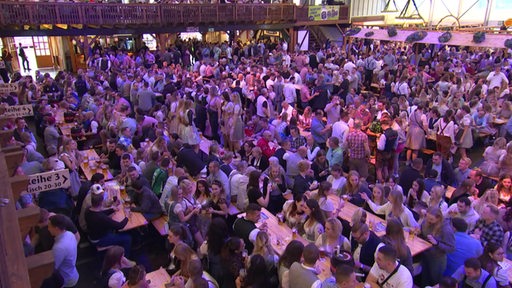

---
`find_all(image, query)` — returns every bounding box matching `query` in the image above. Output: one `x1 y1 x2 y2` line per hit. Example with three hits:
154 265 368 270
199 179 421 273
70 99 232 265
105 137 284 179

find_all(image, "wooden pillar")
288 28 295 53
0 153 31 288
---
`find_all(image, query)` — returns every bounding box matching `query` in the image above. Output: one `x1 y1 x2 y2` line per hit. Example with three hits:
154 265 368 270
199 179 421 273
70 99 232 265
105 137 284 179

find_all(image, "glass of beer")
276 213 284 224
292 228 298 240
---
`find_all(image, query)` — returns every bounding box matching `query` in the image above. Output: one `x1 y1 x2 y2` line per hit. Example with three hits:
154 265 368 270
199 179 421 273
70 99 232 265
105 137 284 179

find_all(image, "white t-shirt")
486 71 508 89
369 262 413 288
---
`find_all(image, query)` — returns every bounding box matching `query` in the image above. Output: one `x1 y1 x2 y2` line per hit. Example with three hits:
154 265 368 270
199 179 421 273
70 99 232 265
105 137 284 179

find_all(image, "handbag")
436 121 452 158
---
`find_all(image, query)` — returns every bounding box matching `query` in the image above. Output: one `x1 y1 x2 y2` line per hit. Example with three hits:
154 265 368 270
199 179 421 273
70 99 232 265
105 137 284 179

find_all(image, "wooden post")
0 153 31 288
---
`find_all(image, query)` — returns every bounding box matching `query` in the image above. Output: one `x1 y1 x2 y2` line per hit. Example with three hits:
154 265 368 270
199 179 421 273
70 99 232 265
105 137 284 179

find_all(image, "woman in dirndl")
405 104 428 165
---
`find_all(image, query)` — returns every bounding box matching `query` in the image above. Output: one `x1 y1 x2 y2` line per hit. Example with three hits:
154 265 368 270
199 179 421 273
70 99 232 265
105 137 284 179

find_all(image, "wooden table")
104 181 148 231
445 186 456 199
327 195 432 256
55 109 74 137
239 208 334 280
122 267 171 288
256 208 309 255
80 149 113 180
492 118 507 125
146 267 171 288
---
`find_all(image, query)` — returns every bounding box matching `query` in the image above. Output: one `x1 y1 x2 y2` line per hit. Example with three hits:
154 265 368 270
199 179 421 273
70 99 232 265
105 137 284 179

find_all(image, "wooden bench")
152 215 169 236
26 250 54 288
421 149 435 155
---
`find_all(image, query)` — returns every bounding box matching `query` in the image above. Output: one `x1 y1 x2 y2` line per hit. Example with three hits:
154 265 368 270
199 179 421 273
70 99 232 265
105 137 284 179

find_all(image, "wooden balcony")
0 2 350 36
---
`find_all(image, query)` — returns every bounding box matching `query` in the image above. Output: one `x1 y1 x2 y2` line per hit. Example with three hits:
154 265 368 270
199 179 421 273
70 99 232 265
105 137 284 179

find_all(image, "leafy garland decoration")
405 31 428 43
473 32 486 44
438 31 452 43
505 39 512 49
387 26 398 37
364 31 374 38
346 27 362 37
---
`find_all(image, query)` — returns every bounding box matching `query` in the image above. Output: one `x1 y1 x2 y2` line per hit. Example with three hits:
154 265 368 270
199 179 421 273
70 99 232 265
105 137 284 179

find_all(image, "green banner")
308 5 340 21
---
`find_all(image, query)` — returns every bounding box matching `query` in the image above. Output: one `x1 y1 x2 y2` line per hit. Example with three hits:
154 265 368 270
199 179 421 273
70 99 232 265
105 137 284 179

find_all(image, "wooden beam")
9 175 29 201
26 251 54 288
0 154 31 288
0 129 14 148
17 206 40 242
4 150 24 177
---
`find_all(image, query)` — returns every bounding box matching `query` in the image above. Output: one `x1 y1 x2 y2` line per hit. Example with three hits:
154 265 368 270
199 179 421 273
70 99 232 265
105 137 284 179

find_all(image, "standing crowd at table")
4 36 512 288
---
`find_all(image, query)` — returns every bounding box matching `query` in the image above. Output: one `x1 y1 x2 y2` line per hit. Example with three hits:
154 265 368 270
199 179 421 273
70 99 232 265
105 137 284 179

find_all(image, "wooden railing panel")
0 2 349 27
27 250 54 288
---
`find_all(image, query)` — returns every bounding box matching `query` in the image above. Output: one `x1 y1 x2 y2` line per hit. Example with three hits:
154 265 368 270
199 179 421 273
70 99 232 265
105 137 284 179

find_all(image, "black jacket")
425 159 455 187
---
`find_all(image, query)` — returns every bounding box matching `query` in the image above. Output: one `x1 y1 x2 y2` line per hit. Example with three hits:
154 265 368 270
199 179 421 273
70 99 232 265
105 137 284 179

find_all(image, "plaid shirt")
346 130 368 159
473 219 504 247
289 135 307 150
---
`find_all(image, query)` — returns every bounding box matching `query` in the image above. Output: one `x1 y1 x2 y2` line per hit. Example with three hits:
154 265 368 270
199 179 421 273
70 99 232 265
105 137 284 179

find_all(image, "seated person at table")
78 175 106 232
131 179 163 221
303 198 326 242
233 203 266 254
444 197 481 232
470 169 495 198
125 166 150 195
100 246 137 288
177 143 207 177
361 188 419 229
277 240 305 288
445 218 483 277
331 265 360 288
282 194 307 231
126 265 150 288
288 243 322 288
470 204 504 247
451 257 497 288
101 140 122 175
120 154 143 180
292 159 317 198
340 170 371 207
315 217 351 253
85 192 132 255
350 222 384 278
366 245 414 288
425 152 456 188
453 157 472 188
181 258 219 288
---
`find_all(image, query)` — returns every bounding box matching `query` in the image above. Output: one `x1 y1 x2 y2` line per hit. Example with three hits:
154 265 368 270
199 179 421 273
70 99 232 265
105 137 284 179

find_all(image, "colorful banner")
308 5 340 21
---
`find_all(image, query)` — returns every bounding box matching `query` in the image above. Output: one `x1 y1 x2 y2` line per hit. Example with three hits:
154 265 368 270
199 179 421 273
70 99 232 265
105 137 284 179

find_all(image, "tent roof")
349 28 511 48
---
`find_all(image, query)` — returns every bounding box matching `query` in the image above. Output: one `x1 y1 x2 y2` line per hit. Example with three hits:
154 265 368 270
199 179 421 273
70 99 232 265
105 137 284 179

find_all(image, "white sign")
0 83 18 95
0 104 34 118
27 169 71 193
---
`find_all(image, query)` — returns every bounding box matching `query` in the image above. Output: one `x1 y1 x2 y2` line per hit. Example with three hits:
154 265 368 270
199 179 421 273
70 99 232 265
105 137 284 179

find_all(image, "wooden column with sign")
0 101 54 288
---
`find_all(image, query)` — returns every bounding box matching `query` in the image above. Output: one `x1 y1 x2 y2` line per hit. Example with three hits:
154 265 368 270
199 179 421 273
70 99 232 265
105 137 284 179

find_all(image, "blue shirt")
505 117 512 135
452 265 497 288
453 168 471 188
445 232 483 276
311 118 328 145
53 231 79 287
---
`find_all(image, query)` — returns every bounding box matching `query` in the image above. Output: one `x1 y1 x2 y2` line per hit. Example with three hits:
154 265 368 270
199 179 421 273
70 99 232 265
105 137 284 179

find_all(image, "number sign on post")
0 104 34 118
27 169 71 194
0 83 17 95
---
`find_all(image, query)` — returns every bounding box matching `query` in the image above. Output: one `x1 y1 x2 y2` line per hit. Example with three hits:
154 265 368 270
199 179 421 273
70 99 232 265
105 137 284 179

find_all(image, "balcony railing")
0 2 349 27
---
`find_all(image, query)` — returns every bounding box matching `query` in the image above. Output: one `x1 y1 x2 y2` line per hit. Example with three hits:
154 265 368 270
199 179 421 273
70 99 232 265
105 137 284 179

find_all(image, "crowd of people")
3 34 512 288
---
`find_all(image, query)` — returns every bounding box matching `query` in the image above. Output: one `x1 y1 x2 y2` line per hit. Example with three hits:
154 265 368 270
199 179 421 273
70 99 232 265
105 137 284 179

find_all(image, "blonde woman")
419 207 455 286
180 99 200 145
230 92 245 155
427 185 448 213
474 189 501 215
252 231 278 270
480 137 507 177
361 189 419 229
315 217 351 254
